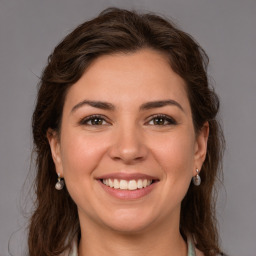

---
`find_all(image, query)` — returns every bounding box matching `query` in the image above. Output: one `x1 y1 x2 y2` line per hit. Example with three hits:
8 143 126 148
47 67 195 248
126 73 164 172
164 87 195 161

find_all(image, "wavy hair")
29 7 225 256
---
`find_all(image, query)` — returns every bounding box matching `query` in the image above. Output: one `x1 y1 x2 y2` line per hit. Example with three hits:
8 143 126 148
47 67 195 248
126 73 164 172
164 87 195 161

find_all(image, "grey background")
0 0 255 255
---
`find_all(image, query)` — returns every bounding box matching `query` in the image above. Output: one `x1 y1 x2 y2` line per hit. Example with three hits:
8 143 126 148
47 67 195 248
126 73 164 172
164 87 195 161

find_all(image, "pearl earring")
193 169 201 186
55 173 64 190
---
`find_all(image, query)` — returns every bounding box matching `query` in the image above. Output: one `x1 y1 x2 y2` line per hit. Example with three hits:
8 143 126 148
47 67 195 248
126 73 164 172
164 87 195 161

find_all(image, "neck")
78 217 187 256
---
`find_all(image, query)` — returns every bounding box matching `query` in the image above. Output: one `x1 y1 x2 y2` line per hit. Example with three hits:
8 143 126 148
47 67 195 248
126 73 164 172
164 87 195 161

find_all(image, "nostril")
134 156 144 161
110 151 146 163
112 156 122 161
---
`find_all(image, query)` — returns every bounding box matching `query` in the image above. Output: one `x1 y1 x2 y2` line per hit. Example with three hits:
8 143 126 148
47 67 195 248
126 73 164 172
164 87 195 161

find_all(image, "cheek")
59 131 111 214
59 130 108 188
151 130 195 181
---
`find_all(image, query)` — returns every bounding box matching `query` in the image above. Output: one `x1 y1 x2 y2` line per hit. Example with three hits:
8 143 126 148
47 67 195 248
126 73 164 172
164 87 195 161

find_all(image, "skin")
48 49 208 256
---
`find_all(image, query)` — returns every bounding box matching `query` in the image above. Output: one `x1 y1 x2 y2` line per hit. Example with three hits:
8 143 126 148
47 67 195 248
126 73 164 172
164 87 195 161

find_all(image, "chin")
100 209 156 234
106 220 152 234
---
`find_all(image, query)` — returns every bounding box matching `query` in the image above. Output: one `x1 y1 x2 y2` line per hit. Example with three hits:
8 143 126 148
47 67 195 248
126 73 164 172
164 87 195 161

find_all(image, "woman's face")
48 49 208 234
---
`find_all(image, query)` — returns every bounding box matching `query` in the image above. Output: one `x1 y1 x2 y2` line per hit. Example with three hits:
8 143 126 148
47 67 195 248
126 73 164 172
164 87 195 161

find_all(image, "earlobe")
47 129 63 176
194 122 209 172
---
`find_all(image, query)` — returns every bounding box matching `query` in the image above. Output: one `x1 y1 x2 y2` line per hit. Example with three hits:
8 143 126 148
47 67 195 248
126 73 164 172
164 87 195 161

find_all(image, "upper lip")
96 173 159 181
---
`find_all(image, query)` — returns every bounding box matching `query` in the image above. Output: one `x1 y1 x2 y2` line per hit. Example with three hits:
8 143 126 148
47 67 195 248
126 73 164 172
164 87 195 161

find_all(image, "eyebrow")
71 100 115 113
71 99 184 113
140 100 184 112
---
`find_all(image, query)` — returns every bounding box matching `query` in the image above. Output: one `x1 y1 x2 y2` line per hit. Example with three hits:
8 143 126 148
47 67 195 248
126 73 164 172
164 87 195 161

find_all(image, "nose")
108 124 148 164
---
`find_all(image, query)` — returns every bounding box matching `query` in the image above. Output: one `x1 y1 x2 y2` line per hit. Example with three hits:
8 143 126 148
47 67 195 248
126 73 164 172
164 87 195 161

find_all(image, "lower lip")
98 180 157 200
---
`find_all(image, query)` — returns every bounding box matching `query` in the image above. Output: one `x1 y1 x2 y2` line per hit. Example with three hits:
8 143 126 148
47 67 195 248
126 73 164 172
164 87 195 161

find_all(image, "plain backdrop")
0 0 255 255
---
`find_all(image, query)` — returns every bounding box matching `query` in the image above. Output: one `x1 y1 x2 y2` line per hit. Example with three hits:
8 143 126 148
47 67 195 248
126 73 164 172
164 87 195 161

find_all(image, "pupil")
154 118 164 125
92 118 102 125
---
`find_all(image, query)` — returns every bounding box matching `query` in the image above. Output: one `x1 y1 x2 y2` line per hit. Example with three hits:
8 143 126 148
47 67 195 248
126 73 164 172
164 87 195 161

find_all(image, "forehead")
64 49 190 112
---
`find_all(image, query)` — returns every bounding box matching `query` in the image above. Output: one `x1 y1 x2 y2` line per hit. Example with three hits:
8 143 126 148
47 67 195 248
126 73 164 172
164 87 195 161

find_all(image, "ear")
47 129 63 177
193 122 209 175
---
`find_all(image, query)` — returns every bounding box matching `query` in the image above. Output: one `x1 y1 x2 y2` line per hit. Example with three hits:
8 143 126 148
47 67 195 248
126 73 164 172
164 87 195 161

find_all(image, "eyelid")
145 114 177 126
79 114 111 126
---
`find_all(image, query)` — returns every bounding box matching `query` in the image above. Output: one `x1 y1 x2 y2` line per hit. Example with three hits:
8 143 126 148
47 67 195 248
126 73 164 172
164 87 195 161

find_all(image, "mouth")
100 178 155 190
96 173 159 199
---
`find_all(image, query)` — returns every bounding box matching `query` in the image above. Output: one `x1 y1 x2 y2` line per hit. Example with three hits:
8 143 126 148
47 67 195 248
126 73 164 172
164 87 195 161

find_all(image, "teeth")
102 179 153 190
128 180 137 190
114 179 119 189
120 180 128 190
137 179 143 189
109 179 114 188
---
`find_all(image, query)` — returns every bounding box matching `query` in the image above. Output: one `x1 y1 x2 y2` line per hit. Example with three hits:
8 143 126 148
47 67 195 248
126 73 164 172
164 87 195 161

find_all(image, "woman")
29 7 225 256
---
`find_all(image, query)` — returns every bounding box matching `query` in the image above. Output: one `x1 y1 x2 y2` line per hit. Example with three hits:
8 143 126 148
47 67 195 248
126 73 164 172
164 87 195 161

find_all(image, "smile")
102 179 153 190
97 173 159 199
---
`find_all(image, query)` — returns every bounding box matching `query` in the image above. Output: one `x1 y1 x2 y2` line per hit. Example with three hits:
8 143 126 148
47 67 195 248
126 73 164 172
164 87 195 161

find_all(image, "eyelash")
146 114 177 126
79 115 109 126
79 114 177 127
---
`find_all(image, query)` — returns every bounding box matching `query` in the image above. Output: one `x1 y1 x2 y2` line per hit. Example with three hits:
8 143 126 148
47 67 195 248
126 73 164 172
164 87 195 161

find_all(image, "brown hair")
29 7 225 256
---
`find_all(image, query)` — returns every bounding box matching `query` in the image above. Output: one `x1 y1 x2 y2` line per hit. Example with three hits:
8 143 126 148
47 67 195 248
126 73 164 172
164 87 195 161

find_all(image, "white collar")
62 238 78 256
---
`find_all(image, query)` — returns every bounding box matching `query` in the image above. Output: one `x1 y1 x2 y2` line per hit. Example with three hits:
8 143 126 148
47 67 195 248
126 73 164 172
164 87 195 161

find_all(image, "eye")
79 115 109 126
147 114 177 126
